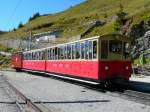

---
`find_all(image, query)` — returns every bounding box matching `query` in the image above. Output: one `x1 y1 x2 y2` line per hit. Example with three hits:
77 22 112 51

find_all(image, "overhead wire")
7 0 23 29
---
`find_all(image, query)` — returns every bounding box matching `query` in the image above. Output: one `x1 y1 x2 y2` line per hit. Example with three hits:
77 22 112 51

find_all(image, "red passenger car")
11 34 132 85
11 52 23 71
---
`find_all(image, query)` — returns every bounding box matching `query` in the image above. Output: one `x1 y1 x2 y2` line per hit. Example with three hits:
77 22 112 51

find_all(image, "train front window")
109 40 122 53
109 40 122 60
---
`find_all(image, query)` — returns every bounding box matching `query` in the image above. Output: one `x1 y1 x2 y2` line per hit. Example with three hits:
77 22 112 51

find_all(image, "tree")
29 12 40 21
13 28 16 31
114 3 127 31
18 22 23 28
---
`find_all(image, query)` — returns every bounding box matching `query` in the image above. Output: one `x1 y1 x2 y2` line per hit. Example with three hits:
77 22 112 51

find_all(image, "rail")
0 75 49 112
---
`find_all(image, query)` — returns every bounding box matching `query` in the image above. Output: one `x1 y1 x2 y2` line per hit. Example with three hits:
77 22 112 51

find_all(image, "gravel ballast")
1 71 150 112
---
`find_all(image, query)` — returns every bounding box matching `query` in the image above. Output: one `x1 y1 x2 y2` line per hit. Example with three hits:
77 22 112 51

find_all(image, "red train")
11 34 132 85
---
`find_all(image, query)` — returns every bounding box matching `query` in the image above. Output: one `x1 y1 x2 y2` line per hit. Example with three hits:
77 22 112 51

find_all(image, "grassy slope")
1 0 150 43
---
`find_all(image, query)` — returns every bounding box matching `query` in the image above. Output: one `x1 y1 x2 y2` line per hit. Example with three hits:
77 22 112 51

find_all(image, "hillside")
0 31 6 35
1 0 150 43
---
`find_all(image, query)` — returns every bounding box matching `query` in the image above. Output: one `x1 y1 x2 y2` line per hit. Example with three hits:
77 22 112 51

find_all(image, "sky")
0 0 85 31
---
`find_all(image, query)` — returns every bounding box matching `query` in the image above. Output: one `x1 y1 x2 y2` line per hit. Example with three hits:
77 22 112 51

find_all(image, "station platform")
130 75 150 83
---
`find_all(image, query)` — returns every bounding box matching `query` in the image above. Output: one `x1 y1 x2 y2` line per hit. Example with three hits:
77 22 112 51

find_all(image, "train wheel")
103 80 112 89
16 69 22 72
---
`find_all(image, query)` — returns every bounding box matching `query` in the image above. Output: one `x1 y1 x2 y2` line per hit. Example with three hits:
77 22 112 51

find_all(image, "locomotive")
11 34 132 85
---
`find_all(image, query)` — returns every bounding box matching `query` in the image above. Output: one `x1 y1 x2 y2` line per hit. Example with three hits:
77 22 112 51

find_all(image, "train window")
34 52 36 60
50 49 52 60
36 52 38 60
28 53 30 60
36 52 39 60
37 52 39 60
62 46 65 59
93 40 97 59
27 53 28 60
67 44 71 59
32 52 34 60
33 52 35 60
109 40 122 54
123 42 130 59
24 54 27 60
41 51 43 60
48 49 51 60
75 42 80 59
52 48 55 60
72 44 75 59
30 53 32 60
31 52 34 60
85 40 89 59
81 42 85 59
58 47 60 60
34 52 37 60
50 49 53 60
38 52 40 60
29 53 31 60
35 52 36 60
24 53 25 60
42 51 45 60
89 41 92 59
55 47 58 60
109 40 122 60
47 49 50 60
23 54 25 60
64 46 67 59
58 46 64 60
101 40 108 59
27 53 29 60
35 52 37 60
38 52 41 60
24 53 26 60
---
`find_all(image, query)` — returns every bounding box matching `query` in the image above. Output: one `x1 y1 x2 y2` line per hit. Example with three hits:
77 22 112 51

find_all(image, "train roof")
23 33 131 54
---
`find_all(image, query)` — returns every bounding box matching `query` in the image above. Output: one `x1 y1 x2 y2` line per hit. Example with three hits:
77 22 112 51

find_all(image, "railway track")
1 70 150 108
81 84 150 106
40 73 150 106
0 75 52 112
22 71 150 106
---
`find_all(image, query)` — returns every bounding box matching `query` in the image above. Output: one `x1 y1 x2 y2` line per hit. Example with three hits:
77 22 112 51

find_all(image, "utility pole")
28 31 32 51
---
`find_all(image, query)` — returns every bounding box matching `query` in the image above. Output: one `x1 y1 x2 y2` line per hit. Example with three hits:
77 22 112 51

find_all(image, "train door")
11 52 23 70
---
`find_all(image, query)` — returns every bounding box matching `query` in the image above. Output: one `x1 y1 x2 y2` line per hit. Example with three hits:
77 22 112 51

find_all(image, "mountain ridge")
1 0 150 43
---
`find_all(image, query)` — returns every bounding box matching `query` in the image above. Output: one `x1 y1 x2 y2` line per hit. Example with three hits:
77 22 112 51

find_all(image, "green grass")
146 58 150 64
0 55 11 69
0 44 12 52
1 0 150 43
133 57 150 65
